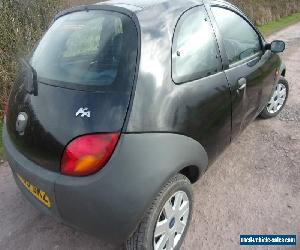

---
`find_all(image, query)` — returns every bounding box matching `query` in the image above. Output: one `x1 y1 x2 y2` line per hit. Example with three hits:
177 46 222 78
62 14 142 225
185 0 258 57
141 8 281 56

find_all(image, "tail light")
61 133 120 176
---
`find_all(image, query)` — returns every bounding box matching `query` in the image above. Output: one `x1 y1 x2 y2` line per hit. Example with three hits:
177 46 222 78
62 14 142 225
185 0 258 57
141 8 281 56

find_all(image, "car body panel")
223 52 281 138
6 81 132 172
3 0 287 245
257 52 282 112
207 1 282 138
5 5 140 172
4 125 208 243
3 126 61 218
126 3 232 162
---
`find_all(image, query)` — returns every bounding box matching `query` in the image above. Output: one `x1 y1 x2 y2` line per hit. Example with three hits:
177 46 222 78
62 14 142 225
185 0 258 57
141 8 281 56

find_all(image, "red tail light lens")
61 133 120 176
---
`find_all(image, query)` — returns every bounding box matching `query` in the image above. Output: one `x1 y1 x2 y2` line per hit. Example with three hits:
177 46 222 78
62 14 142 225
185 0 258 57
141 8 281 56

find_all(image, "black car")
3 0 288 249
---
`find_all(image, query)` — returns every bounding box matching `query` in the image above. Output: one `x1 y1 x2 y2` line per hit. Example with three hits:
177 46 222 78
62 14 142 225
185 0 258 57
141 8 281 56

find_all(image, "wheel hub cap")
267 83 287 114
153 191 190 250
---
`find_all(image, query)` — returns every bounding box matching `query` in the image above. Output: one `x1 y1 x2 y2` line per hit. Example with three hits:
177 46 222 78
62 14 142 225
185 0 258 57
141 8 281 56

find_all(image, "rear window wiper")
21 58 38 96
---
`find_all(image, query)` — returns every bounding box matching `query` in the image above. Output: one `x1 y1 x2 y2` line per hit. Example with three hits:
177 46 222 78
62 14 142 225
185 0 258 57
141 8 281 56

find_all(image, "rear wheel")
126 174 193 250
260 77 289 119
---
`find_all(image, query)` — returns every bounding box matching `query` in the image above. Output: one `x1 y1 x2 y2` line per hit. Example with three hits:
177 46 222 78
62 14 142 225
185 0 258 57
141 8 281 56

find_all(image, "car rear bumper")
3 125 145 244
3 124 208 244
7 140 62 219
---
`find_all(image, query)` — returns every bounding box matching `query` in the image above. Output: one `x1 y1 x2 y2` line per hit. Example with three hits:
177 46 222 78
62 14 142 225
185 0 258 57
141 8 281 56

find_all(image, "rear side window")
172 6 221 84
211 7 261 65
30 10 138 91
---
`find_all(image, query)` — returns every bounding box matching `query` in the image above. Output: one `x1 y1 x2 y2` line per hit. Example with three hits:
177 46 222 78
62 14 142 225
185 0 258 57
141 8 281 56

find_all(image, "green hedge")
229 0 300 25
0 0 63 111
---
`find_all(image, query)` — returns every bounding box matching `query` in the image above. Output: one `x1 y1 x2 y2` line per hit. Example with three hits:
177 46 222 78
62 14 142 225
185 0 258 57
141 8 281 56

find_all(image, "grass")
258 12 300 36
0 121 3 160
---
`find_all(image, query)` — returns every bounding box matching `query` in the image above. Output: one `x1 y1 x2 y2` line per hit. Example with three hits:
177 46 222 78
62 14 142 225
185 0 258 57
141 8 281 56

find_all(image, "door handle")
238 78 247 90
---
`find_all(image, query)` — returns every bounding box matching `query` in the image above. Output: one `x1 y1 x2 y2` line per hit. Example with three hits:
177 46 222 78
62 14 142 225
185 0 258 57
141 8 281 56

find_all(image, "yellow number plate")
17 174 51 208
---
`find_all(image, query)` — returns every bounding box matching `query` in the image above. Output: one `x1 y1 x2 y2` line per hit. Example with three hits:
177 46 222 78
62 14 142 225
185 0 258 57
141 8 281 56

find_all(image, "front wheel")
126 174 193 250
260 77 289 119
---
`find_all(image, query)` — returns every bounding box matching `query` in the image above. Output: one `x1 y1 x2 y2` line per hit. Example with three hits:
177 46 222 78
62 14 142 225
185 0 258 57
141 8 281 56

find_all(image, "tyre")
260 77 289 119
126 174 193 250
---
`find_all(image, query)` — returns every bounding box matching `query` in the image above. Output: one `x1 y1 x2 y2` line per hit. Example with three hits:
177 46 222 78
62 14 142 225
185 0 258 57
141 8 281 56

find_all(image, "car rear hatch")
6 8 139 172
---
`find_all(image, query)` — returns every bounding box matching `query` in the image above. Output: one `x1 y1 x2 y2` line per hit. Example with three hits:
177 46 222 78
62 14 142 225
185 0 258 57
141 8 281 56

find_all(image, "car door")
170 5 232 161
208 5 279 139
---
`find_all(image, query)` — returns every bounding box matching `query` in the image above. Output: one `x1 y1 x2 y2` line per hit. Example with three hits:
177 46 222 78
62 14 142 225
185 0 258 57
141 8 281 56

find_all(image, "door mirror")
266 40 285 53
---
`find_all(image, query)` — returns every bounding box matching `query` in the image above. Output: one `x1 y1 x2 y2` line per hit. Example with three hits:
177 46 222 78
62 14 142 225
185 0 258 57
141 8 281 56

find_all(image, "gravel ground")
0 23 299 250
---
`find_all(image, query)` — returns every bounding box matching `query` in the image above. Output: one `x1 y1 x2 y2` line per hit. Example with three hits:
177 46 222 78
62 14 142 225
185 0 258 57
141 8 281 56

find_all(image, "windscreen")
30 10 138 91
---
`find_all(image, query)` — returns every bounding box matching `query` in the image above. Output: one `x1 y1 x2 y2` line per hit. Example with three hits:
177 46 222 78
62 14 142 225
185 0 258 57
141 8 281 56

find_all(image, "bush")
0 0 97 116
229 0 300 25
0 0 64 113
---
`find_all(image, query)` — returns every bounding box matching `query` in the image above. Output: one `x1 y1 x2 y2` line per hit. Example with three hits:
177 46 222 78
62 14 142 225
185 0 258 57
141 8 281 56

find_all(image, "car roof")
95 0 206 13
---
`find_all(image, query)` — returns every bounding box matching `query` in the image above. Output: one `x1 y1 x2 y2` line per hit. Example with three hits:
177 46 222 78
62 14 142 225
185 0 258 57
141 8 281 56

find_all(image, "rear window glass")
30 10 138 91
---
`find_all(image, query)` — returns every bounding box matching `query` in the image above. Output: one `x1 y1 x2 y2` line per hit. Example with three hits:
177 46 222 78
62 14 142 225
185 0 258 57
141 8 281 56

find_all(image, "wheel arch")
113 132 209 238
179 165 202 184
54 132 209 244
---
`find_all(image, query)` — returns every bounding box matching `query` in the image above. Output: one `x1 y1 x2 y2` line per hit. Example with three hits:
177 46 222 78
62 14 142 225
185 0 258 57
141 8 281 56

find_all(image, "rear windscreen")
30 10 138 91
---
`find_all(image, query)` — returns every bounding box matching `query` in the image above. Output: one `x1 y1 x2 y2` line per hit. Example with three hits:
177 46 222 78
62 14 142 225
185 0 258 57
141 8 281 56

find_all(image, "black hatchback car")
4 0 288 249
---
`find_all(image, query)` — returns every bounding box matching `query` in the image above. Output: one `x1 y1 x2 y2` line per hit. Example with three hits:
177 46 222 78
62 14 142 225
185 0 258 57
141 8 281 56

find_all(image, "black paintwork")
126 0 282 163
4 0 286 244
6 5 139 172
208 1 282 139
4 125 208 243
7 81 132 171
6 0 283 170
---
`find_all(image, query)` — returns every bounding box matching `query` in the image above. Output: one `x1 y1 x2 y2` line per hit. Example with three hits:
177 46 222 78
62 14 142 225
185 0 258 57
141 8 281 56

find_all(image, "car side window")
172 6 221 84
211 7 262 65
